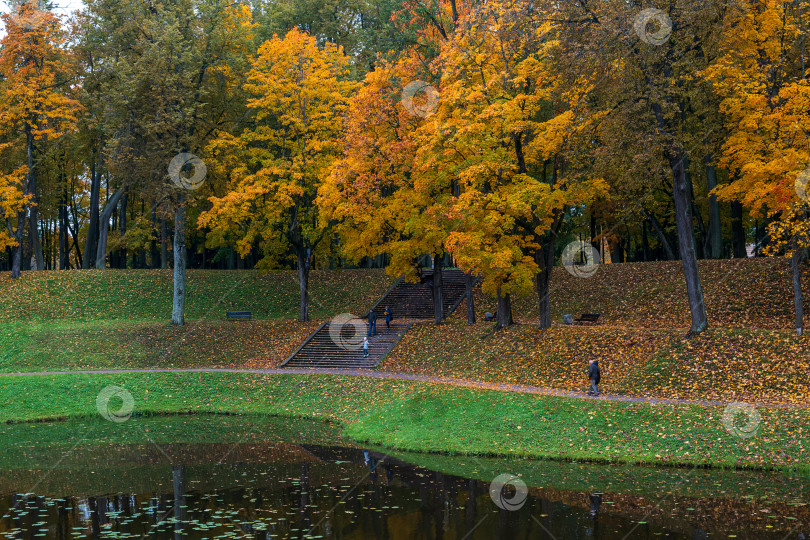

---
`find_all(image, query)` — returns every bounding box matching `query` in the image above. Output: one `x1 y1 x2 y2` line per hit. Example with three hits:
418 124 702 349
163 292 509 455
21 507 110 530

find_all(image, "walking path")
0 367 801 409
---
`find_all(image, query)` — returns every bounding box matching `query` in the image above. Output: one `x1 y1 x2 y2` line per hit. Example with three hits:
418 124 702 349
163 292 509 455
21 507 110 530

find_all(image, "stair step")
282 269 471 370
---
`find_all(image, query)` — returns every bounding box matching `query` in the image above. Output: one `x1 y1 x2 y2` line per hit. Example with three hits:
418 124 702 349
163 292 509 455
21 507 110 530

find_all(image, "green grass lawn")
1 371 807 473
0 268 394 321
0 318 322 372
0 268 392 371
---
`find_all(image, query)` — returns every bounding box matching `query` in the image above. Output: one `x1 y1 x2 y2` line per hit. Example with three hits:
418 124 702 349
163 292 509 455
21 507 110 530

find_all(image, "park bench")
226 311 252 320
574 313 600 325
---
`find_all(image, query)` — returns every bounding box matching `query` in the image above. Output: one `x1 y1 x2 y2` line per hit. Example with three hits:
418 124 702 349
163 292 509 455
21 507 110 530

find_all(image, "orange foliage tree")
0 1 81 277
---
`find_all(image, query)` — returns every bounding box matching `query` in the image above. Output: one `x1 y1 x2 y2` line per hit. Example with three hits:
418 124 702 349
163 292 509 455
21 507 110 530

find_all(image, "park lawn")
0 319 320 372
0 371 808 473
0 258 806 403
0 268 389 372
381 322 810 405
0 258 804 328
0 268 393 322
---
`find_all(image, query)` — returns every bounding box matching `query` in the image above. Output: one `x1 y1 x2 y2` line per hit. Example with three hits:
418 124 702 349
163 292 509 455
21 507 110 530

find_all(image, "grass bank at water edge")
2 371 808 474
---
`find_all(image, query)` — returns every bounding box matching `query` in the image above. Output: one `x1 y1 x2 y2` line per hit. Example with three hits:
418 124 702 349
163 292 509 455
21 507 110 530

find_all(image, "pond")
0 415 807 539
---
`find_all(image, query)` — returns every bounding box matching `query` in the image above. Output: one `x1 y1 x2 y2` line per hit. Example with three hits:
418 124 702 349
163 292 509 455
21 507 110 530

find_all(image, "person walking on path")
384 306 393 329
362 337 369 358
587 359 601 396
367 309 377 336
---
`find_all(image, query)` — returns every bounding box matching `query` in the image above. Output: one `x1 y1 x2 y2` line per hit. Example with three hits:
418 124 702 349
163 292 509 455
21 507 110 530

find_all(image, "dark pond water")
0 415 808 539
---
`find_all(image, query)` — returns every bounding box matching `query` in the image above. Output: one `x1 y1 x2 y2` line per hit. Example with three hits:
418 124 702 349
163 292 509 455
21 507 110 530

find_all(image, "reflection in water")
0 413 808 540
0 445 807 539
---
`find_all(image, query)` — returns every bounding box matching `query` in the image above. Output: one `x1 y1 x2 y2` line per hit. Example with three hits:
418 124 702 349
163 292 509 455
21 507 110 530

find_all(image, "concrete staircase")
280 319 414 369
370 269 469 320
280 268 471 369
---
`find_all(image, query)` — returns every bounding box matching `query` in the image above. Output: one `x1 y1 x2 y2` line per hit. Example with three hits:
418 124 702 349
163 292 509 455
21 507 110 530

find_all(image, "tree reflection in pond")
0 417 807 539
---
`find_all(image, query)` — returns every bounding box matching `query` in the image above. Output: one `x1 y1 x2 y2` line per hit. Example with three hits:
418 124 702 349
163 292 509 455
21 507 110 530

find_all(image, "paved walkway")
1 367 802 409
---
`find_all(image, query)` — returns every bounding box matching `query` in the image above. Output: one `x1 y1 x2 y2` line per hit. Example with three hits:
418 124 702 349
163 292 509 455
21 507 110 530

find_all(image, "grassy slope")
0 269 393 371
1 259 807 402
2 258 801 326
0 268 393 321
382 323 809 405
483 257 810 329
383 258 810 405
0 371 807 473
0 319 322 372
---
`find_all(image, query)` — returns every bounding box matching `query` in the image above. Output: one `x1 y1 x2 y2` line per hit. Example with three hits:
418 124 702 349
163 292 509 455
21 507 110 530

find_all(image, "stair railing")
369 274 406 313
279 321 328 367
444 274 481 317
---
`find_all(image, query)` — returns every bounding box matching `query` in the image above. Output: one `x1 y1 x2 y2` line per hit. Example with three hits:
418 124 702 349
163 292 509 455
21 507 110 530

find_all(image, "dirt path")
1 367 803 409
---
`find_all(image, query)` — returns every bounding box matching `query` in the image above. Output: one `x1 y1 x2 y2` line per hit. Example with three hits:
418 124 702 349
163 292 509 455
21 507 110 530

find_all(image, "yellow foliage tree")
200 29 358 321
415 0 608 328
706 0 810 334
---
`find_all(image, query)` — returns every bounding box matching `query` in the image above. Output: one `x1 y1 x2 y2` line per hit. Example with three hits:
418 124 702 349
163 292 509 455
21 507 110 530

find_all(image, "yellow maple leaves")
200 29 358 263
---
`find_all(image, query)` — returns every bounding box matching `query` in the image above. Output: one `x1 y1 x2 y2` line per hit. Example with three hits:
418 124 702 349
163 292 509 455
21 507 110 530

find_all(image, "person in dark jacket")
384 306 393 329
367 309 377 336
587 359 601 396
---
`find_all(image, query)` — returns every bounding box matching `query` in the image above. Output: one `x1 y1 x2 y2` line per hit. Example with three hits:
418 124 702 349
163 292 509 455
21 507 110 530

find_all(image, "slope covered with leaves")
383 256 810 405
381 323 809 405
0 319 322 372
476 258 809 329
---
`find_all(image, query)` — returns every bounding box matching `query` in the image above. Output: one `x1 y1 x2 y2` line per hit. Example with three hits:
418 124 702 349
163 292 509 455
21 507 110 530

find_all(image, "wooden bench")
226 311 252 320
574 313 600 325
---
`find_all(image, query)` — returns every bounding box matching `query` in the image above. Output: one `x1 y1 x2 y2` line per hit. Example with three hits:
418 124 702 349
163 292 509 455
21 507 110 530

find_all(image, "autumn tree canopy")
0 0 807 333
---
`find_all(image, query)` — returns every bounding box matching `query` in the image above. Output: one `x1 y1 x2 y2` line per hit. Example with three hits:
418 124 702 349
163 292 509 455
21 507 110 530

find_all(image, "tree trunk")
58 169 69 270
495 287 513 329
95 185 126 269
643 209 676 260
642 219 649 261
536 227 558 329
685 156 706 260
465 271 476 324
432 254 444 324
68 179 83 268
792 243 805 336
118 189 128 268
83 149 102 268
150 205 159 268
171 205 186 325
138 200 146 269
59 204 69 269
11 210 23 279
705 160 722 259
25 124 44 271
611 239 623 264
297 246 311 322
160 218 169 269
227 247 235 270
671 151 708 334
730 200 747 258
173 465 186 540
10 156 31 279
